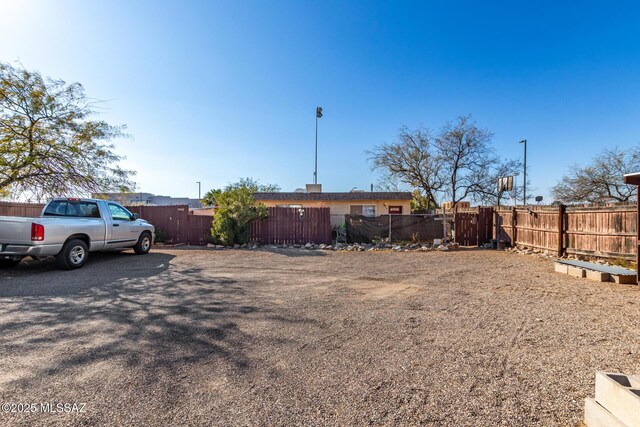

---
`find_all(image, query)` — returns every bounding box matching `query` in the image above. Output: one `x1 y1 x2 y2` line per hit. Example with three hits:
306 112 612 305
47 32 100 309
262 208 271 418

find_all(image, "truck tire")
56 239 89 270
133 232 152 255
0 259 22 269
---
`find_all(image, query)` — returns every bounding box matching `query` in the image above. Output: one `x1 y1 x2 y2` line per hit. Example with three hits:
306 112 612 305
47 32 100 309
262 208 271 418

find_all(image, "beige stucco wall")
258 199 412 227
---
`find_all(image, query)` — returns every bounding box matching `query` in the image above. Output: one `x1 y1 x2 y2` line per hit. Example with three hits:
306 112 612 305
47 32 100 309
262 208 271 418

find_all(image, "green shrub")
154 227 167 243
209 179 271 245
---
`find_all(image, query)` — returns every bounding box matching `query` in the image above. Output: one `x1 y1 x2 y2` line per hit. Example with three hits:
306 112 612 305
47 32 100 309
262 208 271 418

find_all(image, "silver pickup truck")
0 198 155 269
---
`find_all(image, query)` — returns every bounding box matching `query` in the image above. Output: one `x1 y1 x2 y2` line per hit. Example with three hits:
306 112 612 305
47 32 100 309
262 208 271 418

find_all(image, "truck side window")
72 202 100 218
44 201 68 216
109 204 132 221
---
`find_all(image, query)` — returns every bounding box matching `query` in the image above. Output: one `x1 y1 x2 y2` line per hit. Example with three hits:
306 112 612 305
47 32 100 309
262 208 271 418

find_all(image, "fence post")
558 203 565 257
442 206 447 242
511 206 517 247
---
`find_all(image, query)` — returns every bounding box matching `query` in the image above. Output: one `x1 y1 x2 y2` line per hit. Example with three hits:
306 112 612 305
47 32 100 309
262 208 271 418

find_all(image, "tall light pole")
314 106 323 184
196 181 201 200
519 139 527 206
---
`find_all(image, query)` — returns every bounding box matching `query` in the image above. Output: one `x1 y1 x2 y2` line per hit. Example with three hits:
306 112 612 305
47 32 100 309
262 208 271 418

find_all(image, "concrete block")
594 371 640 427
555 263 569 274
567 266 586 278
584 398 626 427
612 274 637 285
586 270 611 282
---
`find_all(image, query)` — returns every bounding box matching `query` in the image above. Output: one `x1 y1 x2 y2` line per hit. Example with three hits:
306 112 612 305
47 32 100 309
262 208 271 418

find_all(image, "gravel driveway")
0 248 637 426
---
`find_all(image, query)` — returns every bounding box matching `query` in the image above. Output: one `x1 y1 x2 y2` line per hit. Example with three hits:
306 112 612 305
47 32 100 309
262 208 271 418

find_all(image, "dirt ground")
0 248 638 426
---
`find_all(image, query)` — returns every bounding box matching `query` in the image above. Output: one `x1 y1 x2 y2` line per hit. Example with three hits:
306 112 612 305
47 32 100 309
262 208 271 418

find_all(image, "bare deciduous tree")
368 126 444 208
434 115 497 208
369 115 521 209
368 115 522 206
552 146 639 204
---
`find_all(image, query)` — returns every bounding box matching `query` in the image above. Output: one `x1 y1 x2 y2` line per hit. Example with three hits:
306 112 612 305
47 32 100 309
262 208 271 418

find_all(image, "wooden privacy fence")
491 205 637 259
0 202 214 246
250 207 332 245
0 202 45 217
124 205 211 245
3 201 636 256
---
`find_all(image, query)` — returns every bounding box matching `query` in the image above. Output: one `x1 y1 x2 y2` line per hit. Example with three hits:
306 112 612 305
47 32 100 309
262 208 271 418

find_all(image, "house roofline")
253 192 413 201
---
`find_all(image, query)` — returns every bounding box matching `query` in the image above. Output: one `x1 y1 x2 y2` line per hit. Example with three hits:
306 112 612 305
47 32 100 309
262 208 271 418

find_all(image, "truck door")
106 203 140 248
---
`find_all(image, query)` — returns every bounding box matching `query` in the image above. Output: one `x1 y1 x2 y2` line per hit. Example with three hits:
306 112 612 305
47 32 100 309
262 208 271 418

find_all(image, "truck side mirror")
131 213 139 220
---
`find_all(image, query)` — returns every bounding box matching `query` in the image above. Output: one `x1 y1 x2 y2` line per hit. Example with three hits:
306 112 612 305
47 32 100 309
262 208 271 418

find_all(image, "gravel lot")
0 248 638 426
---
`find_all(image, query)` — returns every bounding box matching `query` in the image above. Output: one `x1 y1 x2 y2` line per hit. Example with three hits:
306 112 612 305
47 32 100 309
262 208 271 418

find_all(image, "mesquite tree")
0 62 134 200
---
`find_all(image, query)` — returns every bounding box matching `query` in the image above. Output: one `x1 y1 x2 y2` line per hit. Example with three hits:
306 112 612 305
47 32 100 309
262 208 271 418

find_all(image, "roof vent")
306 184 322 193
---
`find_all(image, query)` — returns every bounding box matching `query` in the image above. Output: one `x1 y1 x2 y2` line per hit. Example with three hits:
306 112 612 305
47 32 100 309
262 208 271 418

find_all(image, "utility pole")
519 139 527 206
314 106 323 184
196 181 201 200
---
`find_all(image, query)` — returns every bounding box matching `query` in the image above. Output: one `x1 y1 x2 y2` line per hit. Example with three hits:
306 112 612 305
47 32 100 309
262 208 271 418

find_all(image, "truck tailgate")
0 216 36 245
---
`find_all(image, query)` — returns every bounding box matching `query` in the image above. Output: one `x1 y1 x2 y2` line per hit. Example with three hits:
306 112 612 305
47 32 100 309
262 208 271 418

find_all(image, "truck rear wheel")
133 232 152 255
0 259 22 269
56 239 89 270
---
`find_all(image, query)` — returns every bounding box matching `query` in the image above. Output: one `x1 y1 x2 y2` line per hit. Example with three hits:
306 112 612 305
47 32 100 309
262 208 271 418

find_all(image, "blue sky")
1 0 639 201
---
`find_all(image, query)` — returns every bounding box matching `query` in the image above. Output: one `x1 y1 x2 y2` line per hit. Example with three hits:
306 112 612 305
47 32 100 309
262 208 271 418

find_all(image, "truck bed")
0 216 37 246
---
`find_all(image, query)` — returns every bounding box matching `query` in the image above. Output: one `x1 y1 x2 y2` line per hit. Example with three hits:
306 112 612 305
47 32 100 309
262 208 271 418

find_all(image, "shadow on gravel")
0 251 176 297
260 248 328 257
0 251 307 393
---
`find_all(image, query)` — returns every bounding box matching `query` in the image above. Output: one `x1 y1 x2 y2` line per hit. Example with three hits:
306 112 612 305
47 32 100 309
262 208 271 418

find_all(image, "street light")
314 106 323 184
519 139 527 206
196 181 201 200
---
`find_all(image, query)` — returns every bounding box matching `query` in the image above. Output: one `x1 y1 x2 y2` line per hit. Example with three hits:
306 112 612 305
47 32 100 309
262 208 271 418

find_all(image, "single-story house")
254 186 412 227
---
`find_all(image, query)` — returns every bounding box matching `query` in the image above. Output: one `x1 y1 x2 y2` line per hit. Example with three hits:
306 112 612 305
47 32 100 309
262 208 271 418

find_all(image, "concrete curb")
584 371 640 427
584 398 626 427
